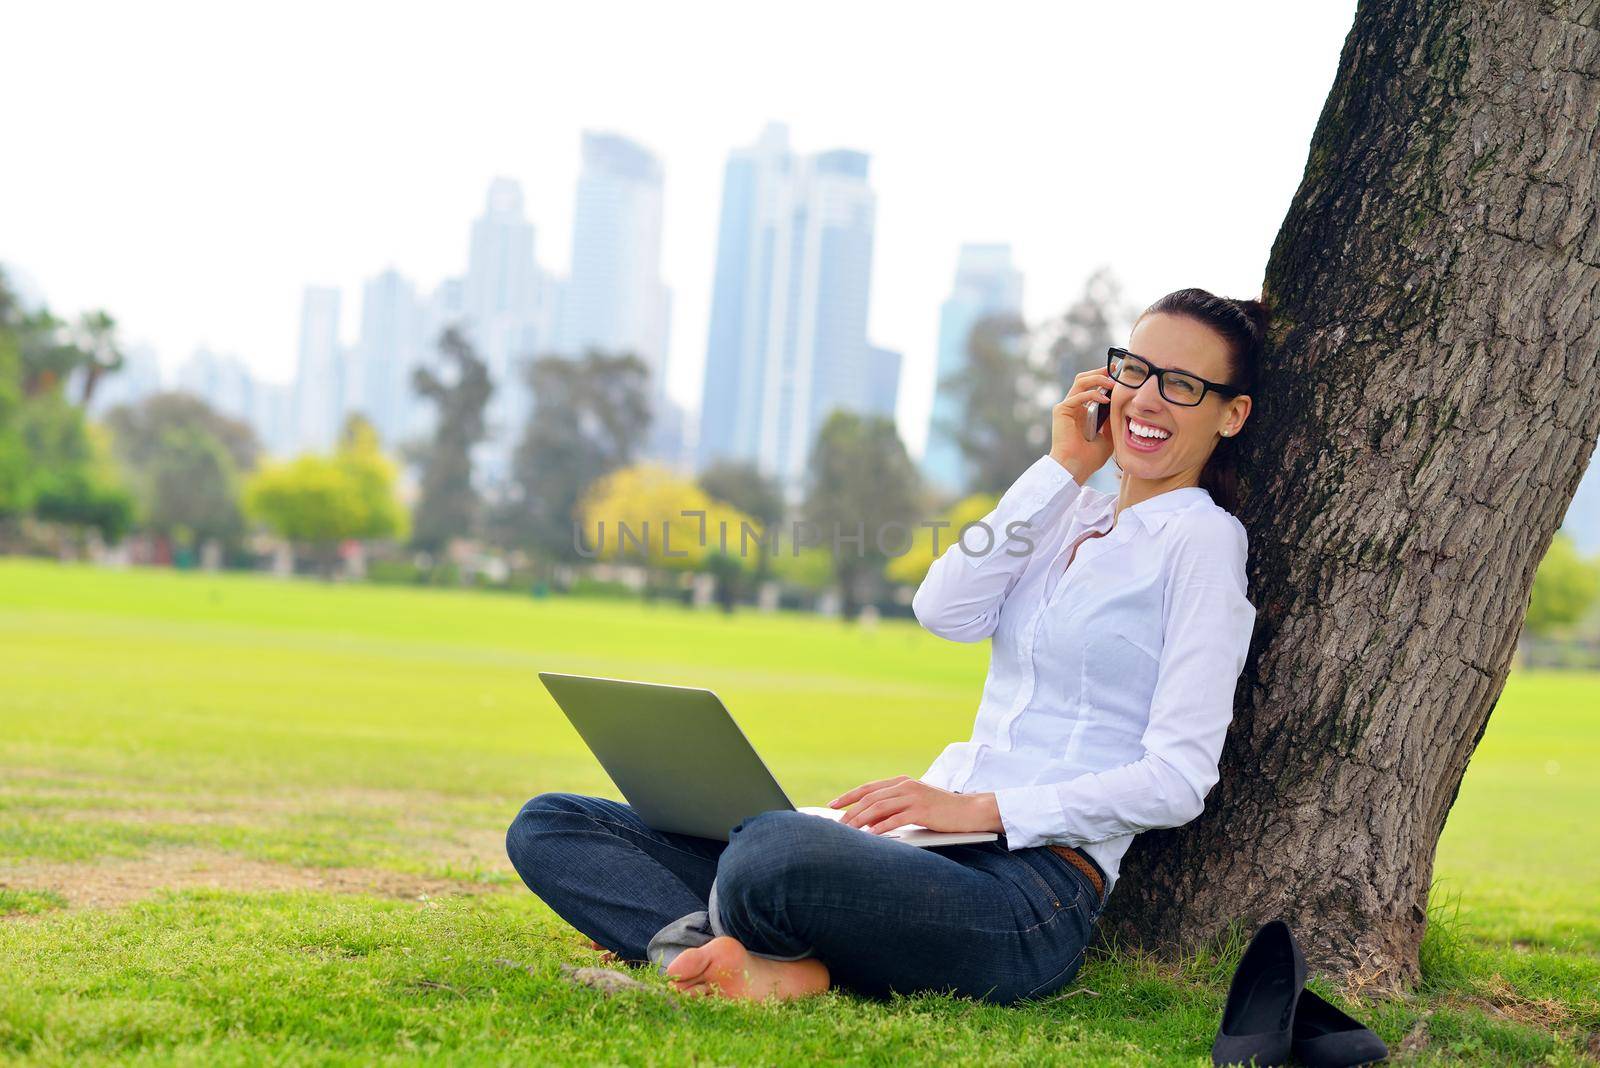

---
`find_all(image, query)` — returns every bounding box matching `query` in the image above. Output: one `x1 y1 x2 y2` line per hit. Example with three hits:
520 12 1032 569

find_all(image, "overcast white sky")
1 0 1357 455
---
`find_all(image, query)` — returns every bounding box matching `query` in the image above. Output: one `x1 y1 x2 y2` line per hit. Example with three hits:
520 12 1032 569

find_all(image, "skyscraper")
560 131 682 467
697 123 880 487
177 347 255 424
250 381 296 458
561 132 672 399
922 244 1024 494
354 268 425 447
459 178 553 485
865 344 902 422
294 285 343 451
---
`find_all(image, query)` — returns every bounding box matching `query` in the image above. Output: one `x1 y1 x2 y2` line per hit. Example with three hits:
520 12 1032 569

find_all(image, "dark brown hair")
1134 287 1267 513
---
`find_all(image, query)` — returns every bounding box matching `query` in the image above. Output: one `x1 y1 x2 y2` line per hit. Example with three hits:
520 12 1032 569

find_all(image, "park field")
1 558 1597 1065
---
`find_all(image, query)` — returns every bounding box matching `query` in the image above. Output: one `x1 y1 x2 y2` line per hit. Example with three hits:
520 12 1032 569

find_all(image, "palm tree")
74 310 123 407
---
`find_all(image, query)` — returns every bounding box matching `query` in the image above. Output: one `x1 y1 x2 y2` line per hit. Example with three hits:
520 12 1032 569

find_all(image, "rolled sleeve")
1000 515 1257 850
911 454 1082 642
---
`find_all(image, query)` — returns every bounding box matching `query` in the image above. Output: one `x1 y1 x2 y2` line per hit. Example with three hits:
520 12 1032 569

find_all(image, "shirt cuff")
1011 453 1078 508
992 783 1070 850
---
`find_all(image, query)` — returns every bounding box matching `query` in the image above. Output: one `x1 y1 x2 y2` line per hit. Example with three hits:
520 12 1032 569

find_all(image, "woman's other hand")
1049 367 1117 483
828 775 1002 835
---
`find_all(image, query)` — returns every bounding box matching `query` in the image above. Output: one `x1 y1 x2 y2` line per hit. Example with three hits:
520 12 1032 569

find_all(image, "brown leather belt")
1048 844 1105 900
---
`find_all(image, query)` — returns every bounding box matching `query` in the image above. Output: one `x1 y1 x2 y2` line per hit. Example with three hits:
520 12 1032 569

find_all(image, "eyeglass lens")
1109 351 1206 406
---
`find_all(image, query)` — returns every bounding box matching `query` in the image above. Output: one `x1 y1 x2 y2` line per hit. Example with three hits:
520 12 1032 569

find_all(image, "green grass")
1 559 1597 1065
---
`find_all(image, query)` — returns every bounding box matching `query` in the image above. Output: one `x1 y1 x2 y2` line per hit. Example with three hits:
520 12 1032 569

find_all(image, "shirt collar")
1086 485 1213 535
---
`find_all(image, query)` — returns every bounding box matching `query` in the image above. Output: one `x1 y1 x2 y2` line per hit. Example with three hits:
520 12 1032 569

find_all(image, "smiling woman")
504 287 1269 1008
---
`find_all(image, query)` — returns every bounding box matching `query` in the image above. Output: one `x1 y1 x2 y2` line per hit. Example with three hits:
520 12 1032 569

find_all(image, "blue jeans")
505 792 1107 1004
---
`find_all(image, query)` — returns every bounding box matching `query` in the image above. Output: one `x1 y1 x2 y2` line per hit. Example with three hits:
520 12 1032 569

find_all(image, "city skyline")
1 1 1362 462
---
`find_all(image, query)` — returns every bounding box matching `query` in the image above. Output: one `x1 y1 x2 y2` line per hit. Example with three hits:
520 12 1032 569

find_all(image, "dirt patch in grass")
0 847 502 912
1440 976 1587 1034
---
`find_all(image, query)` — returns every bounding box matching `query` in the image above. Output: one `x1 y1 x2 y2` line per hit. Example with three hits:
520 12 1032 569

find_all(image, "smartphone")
1080 389 1110 442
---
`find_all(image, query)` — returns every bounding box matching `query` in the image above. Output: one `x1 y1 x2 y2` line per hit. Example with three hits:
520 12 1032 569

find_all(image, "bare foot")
664 936 829 1001
587 939 617 963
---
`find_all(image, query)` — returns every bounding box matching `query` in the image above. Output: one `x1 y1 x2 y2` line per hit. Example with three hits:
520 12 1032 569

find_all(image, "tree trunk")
1101 0 1600 985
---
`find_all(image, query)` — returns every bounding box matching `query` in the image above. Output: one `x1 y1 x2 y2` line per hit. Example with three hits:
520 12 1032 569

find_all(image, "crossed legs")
507 794 1097 1004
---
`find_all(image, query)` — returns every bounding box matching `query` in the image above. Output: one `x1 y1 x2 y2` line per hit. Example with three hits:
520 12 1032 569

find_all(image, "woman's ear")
1223 395 1252 437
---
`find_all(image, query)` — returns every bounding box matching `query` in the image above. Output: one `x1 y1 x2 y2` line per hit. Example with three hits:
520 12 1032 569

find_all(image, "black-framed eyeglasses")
1106 346 1245 407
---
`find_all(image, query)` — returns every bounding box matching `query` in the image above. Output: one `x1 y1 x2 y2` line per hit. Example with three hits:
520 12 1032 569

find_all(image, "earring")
1221 429 1232 437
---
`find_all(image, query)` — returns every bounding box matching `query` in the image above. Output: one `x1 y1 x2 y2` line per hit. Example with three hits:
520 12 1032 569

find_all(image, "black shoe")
1211 919 1306 1067
1292 988 1388 1066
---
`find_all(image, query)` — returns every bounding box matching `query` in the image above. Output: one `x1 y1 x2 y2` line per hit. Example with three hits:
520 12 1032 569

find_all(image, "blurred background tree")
501 349 651 568
1525 533 1600 637
883 492 1000 589
1044 267 1133 386
21 395 134 546
934 312 1049 497
245 415 406 575
409 327 491 555
0 269 135 549
104 393 260 562
578 464 753 598
697 459 784 586
802 411 921 618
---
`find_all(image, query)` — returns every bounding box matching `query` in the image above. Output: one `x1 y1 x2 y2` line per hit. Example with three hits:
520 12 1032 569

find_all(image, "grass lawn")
1 558 1596 1065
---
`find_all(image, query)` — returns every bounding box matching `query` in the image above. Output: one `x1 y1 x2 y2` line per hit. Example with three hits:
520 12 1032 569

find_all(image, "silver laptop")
537 672 997 847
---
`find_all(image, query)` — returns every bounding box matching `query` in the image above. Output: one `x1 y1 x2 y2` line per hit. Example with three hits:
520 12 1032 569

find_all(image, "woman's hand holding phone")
1050 367 1117 483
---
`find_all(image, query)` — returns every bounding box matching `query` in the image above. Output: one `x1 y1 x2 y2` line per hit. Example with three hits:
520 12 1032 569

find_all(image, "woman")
506 287 1262 1005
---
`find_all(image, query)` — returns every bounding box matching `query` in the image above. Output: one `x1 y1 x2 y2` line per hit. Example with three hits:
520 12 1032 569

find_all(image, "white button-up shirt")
912 453 1257 892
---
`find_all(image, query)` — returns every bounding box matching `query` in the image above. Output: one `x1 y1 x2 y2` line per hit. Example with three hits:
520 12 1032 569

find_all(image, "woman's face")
1109 312 1252 484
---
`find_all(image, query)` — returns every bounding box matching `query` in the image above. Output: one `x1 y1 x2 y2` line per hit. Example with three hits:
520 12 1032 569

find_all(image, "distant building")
561 133 672 398
558 131 683 467
174 346 293 457
293 286 343 451
176 347 255 425
460 178 554 486
250 380 296 457
923 244 1024 495
865 344 902 422
697 123 880 488
354 268 426 448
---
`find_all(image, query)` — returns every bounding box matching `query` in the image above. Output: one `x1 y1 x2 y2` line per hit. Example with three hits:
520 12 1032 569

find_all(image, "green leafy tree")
0 269 134 534
884 492 999 588
71 310 123 407
0 317 31 519
578 464 752 594
143 425 246 552
245 419 406 575
802 411 923 618
105 391 259 475
104 392 259 556
22 398 134 542
246 455 361 572
1525 533 1600 636
935 312 1052 496
502 349 651 564
1045 267 1132 385
409 327 491 554
697 459 786 586
336 415 409 545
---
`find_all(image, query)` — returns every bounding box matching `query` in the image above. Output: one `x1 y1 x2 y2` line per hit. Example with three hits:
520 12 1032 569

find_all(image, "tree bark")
1101 0 1600 985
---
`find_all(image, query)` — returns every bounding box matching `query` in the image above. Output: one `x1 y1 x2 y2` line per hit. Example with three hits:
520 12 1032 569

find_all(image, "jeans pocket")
1021 941 1087 1001
1032 849 1092 911
1043 847 1105 909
